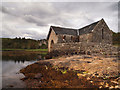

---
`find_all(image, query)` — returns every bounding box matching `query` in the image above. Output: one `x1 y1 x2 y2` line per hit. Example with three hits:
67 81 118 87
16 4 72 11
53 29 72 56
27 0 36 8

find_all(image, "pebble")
111 81 119 84
77 73 83 78
97 76 99 77
115 85 120 88
99 86 102 88
109 86 114 89
35 73 43 79
100 82 104 85
90 81 93 83
82 74 86 77
105 83 109 87
87 77 90 80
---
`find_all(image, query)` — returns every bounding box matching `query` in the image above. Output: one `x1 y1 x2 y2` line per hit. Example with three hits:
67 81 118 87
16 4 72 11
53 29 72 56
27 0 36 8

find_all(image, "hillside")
1 37 47 49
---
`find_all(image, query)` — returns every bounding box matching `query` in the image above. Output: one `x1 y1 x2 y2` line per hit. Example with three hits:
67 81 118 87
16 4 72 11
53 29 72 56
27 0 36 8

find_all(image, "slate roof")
79 21 99 35
47 19 101 40
51 26 78 35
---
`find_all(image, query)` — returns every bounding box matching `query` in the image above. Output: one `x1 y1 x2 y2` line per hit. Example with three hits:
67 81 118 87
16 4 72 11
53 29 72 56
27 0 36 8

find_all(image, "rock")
115 85 120 89
112 59 117 62
82 74 86 77
39 81 42 83
77 73 83 78
99 86 102 88
86 61 91 63
58 61 71 67
84 56 92 59
111 81 119 84
87 77 90 80
105 83 109 87
21 76 29 81
90 81 93 83
38 55 42 60
7 85 14 87
95 73 99 76
109 86 114 89
16 72 19 74
34 73 43 79
99 82 104 86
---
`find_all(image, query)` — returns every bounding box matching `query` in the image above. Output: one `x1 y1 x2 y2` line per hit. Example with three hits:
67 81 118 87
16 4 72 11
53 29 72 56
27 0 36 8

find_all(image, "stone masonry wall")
57 34 79 43
49 42 118 57
48 29 58 52
92 19 112 44
79 33 92 42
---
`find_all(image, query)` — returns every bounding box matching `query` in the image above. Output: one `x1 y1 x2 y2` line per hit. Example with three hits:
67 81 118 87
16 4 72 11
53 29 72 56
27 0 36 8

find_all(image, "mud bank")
20 55 120 88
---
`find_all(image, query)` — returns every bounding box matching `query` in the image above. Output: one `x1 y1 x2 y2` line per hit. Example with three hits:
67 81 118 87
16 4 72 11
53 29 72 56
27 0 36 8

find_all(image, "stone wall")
79 33 92 42
48 29 58 52
92 19 112 44
57 34 79 43
48 42 118 57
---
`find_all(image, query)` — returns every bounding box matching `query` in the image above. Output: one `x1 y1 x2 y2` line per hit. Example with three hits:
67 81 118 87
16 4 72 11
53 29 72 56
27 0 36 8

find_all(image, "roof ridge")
51 26 78 36
51 26 77 30
78 19 101 35
79 20 99 30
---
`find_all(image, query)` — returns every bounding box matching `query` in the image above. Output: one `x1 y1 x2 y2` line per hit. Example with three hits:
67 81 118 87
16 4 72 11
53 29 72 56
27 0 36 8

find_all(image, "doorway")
50 40 54 49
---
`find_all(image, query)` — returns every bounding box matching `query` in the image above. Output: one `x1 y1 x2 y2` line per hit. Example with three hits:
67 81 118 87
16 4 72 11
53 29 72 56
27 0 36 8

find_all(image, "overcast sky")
1 2 119 40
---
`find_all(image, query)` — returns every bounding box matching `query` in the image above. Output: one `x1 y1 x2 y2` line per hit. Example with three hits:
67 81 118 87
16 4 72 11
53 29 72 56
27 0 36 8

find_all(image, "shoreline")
20 54 120 88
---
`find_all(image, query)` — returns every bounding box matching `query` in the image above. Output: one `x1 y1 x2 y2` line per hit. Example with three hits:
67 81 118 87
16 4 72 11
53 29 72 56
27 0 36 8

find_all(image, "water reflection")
2 54 45 61
2 60 35 88
2 51 46 88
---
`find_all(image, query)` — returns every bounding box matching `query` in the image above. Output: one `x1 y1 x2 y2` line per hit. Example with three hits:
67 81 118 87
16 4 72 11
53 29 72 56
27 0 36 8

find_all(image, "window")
63 36 66 40
50 40 54 48
71 36 73 41
102 29 104 39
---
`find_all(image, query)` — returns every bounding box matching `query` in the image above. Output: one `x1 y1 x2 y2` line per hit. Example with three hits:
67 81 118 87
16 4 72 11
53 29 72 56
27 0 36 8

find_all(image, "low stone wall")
51 42 81 53
47 42 118 58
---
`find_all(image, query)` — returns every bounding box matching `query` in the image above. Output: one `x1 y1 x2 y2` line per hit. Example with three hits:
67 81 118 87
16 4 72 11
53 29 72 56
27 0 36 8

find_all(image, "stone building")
47 18 113 53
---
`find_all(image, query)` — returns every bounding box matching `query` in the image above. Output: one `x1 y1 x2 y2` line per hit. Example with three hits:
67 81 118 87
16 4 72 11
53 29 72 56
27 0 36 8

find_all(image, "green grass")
113 44 120 47
2 48 48 52
26 49 48 52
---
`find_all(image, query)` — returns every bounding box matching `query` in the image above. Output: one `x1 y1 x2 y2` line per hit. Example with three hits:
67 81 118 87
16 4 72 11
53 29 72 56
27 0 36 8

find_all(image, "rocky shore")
20 54 120 88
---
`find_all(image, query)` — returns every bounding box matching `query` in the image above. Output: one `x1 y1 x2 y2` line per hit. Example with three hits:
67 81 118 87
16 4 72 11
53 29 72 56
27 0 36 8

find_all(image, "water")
2 60 35 88
1 51 46 88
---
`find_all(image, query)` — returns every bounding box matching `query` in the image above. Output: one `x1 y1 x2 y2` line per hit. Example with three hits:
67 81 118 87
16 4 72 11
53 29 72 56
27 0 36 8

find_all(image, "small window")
71 36 73 41
63 36 66 40
50 40 54 48
102 29 104 39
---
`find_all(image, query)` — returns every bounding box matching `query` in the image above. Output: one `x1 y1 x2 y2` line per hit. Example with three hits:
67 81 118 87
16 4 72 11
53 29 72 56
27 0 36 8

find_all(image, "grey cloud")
109 2 118 11
1 2 118 40
23 15 48 26
1 6 9 14
21 30 47 40
1 6 18 17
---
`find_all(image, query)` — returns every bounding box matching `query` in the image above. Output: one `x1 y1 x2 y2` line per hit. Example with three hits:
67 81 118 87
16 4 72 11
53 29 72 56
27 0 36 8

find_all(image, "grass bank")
2 48 48 52
2 49 48 61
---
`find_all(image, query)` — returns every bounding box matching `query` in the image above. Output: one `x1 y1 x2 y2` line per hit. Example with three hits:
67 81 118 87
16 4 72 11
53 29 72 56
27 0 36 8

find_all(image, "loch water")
2 51 45 88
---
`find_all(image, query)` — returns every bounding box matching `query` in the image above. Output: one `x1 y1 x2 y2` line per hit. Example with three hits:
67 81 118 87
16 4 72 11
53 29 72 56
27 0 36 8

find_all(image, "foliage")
2 37 48 49
112 32 120 46
40 44 48 49
61 70 67 74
